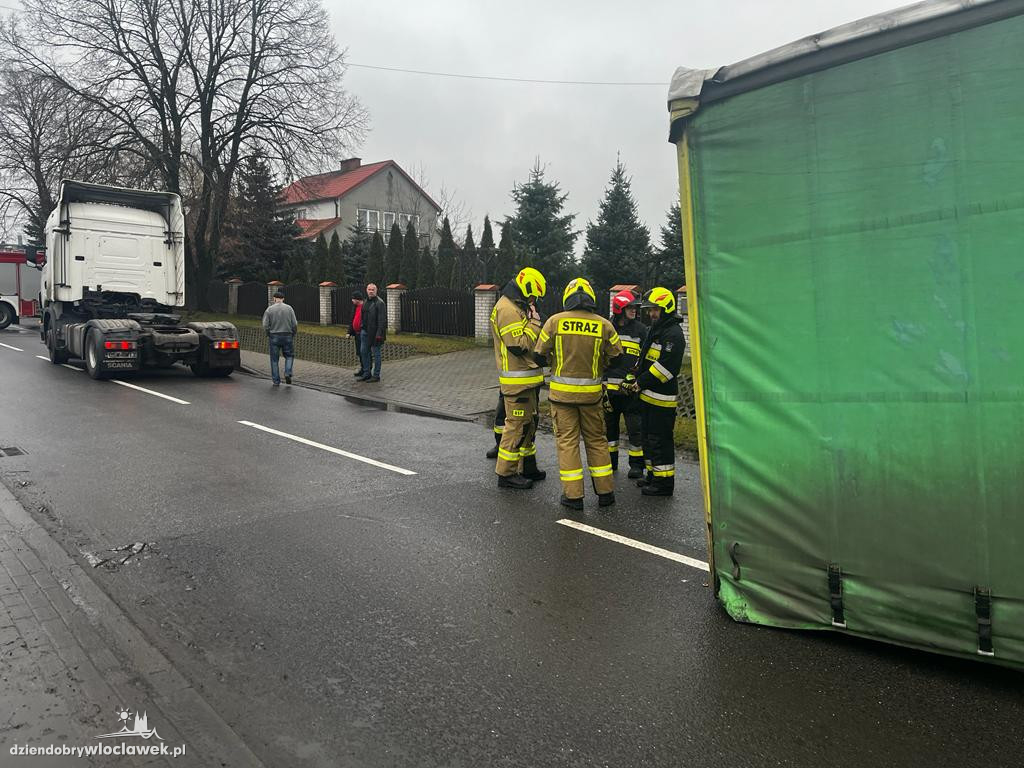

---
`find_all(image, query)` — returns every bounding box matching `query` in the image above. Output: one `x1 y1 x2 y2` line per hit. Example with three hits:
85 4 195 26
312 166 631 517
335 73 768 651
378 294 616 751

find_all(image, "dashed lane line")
0 342 24 352
556 519 710 572
109 379 190 405
238 420 417 476
35 355 49 361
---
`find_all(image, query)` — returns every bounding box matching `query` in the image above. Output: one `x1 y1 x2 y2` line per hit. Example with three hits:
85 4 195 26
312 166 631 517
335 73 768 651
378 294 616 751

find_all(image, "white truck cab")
40 180 239 379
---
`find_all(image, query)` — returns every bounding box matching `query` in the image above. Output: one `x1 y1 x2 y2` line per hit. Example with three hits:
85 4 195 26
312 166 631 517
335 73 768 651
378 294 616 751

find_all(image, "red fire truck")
0 245 44 329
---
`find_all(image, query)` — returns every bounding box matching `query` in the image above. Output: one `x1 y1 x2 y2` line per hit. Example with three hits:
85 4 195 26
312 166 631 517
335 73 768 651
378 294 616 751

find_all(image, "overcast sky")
327 0 910 249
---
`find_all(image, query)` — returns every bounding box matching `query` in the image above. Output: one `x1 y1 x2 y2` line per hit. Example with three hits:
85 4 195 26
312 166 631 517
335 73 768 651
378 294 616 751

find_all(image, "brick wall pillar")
318 282 336 326
226 278 242 315
609 283 641 317
385 283 406 334
267 280 284 307
474 285 499 343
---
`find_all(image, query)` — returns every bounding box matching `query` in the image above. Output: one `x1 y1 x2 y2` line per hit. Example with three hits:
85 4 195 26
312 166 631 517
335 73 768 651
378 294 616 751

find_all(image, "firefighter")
624 287 685 497
490 267 548 489
534 278 624 510
604 289 648 479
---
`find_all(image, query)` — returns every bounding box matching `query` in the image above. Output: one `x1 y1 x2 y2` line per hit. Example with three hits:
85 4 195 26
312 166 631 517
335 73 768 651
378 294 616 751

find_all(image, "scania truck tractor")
40 180 240 379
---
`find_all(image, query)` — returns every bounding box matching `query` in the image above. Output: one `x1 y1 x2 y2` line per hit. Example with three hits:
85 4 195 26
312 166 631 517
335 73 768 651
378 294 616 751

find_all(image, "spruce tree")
401 219 419 288
311 233 330 283
478 215 496 284
494 223 516 287
218 148 301 281
454 223 477 290
434 217 458 289
505 161 577 287
365 231 386 289
385 223 404 285
650 202 686 290
417 246 436 289
581 158 652 289
342 222 371 286
284 241 311 284
328 231 345 285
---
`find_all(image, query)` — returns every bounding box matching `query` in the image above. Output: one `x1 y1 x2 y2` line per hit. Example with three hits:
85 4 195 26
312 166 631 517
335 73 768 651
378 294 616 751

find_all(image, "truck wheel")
46 326 70 365
84 330 108 380
0 303 14 330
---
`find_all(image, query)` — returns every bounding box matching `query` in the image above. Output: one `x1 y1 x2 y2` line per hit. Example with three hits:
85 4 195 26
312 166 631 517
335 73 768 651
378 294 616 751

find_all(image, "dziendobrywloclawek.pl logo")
8 706 187 759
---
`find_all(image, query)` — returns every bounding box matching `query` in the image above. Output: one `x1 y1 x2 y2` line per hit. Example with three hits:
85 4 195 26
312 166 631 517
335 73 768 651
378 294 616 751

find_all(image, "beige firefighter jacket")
534 310 623 405
490 295 544 395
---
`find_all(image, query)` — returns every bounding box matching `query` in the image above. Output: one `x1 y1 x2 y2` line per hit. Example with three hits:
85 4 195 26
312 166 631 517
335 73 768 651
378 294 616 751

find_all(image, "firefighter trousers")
491 394 506 446
641 402 676 491
605 393 643 471
495 388 539 476
551 401 614 499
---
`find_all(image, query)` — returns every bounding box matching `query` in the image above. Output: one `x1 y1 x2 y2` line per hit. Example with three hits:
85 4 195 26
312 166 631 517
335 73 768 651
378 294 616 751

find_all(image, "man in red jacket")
349 289 365 377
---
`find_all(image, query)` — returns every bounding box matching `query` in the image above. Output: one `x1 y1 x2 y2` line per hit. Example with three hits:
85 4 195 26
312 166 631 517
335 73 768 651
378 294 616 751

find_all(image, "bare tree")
0 52 137 243
4 0 367 307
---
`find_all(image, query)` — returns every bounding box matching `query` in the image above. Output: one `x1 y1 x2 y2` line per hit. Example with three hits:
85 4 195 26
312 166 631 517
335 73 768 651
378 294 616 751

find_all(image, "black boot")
635 473 653 488
522 455 546 481
485 431 501 459
627 463 644 480
560 494 583 510
610 451 619 471
598 492 616 507
498 473 534 490
641 483 673 497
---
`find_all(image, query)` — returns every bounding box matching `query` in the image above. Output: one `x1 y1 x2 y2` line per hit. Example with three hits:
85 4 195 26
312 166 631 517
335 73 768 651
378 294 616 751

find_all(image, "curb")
0 480 266 767
237 363 480 423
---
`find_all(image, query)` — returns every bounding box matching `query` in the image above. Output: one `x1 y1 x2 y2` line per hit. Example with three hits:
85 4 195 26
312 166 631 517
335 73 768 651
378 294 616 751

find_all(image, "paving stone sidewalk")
240 345 526 419
0 482 263 767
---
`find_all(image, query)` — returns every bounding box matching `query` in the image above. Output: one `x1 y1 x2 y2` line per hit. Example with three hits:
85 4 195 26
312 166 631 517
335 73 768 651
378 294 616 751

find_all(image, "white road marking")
61 364 81 371
36 355 49 361
0 342 24 352
556 519 710 572
110 379 190 405
238 420 417 476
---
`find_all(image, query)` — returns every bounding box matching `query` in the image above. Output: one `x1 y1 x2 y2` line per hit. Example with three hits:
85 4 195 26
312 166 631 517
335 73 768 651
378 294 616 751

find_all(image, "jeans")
360 331 383 378
269 333 294 383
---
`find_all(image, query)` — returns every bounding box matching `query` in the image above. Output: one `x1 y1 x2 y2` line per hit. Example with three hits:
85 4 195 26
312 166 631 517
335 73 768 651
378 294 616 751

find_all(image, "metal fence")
282 283 319 323
237 282 267 316
206 281 229 313
400 288 474 336
235 326 418 367
330 285 366 326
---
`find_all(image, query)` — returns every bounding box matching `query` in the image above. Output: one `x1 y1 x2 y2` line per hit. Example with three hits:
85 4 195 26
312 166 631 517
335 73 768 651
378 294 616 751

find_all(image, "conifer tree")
494 222 516 287
454 223 477 290
385 223 404 285
649 203 685 290
504 161 577 287
342 222 371 286
478 215 496 284
365 231 386 288
417 245 436 289
434 217 458 288
401 219 419 288
328 231 345 285
581 158 652 289
310 232 329 283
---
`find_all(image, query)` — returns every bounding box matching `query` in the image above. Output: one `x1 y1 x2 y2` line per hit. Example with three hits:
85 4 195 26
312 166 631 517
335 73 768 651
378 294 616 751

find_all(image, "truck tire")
46 326 70 364
84 330 108 380
190 361 233 378
0 302 15 330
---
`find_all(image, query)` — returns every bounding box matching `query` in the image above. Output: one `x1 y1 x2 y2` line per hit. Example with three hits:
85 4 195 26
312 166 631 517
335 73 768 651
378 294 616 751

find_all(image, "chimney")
339 158 361 174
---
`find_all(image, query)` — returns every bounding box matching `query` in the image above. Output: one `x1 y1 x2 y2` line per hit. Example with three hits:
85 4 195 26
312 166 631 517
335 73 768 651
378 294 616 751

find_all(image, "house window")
358 208 380 231
294 208 307 219
398 213 420 232
382 212 395 233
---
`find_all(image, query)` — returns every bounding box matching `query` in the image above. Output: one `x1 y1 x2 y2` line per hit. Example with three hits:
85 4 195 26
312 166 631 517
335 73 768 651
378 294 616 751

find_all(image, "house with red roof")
280 158 441 247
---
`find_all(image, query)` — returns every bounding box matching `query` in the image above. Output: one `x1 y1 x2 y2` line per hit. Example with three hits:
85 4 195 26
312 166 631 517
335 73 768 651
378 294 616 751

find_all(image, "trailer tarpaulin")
670 2 1024 665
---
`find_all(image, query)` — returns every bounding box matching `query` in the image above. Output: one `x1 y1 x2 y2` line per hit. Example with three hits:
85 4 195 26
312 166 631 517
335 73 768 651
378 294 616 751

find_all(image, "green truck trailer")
668 0 1024 666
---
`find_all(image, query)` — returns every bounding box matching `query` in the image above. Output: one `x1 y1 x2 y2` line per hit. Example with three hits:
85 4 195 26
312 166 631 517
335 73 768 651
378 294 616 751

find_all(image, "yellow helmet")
562 277 597 310
642 286 676 316
514 267 546 299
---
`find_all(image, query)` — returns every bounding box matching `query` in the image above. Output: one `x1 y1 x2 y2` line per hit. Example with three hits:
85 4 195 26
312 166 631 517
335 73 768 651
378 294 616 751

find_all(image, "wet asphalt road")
1 322 1022 768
